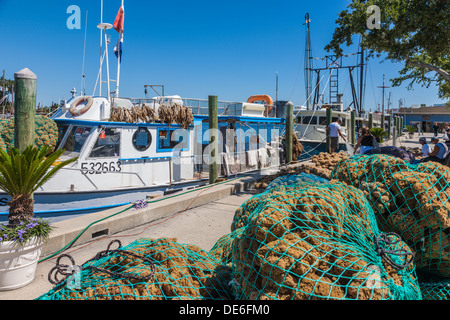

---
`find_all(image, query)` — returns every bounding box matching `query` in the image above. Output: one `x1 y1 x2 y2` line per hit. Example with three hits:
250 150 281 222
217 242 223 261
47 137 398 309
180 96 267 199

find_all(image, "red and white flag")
113 5 125 61
113 5 124 32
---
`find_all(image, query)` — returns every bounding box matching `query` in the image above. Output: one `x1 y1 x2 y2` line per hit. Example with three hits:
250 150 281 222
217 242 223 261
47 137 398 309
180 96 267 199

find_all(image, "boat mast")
97 0 113 103
99 0 103 97
304 13 312 110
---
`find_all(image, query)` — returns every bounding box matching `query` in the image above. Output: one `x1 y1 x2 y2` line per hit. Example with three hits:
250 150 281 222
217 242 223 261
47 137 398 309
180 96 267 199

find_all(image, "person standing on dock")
327 118 346 153
433 123 439 137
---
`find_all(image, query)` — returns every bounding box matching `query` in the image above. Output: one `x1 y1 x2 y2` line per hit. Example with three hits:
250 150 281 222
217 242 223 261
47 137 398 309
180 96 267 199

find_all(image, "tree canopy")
325 0 450 100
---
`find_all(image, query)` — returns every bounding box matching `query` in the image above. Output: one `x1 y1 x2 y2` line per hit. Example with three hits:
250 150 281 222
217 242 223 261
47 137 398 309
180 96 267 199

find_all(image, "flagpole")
116 29 122 98
116 0 124 98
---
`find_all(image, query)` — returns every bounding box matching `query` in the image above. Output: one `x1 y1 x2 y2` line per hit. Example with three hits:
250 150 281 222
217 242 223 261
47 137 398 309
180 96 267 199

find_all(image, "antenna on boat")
81 10 88 96
97 21 113 103
99 0 103 97
304 13 312 111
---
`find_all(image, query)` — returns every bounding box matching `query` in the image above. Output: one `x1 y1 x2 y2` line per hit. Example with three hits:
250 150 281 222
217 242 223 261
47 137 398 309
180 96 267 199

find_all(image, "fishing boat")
0 3 286 222
294 14 378 154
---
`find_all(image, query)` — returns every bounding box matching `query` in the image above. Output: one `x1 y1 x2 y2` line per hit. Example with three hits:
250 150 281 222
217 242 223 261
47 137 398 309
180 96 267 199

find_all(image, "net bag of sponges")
229 181 422 300
265 173 329 190
331 154 450 277
38 238 234 300
231 183 319 232
210 227 245 265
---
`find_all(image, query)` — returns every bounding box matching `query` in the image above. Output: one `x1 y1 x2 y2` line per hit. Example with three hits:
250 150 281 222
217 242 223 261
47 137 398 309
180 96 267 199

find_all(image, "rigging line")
280 68 334 138
290 52 305 103
368 62 379 112
298 69 333 140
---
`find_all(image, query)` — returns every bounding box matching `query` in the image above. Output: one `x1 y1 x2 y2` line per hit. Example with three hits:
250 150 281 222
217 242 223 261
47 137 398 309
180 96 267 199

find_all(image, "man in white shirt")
419 137 431 157
327 118 346 153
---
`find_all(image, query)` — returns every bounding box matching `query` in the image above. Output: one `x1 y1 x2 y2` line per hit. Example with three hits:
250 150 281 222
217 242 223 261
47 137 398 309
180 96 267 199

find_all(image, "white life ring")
69 96 94 116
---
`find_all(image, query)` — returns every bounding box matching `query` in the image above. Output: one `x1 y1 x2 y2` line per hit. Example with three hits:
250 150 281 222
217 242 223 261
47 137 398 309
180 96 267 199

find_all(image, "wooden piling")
350 110 356 145
326 107 332 153
14 68 36 152
388 115 392 139
285 101 293 163
208 95 218 184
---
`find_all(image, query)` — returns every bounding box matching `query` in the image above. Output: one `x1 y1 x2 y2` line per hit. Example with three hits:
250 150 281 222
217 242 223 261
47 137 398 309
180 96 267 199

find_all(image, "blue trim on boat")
194 115 285 123
119 156 172 162
0 201 132 216
54 118 194 129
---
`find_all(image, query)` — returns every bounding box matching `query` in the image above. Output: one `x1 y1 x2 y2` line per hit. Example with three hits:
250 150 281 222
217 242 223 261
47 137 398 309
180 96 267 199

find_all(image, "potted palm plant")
370 128 388 143
0 145 77 291
405 125 418 138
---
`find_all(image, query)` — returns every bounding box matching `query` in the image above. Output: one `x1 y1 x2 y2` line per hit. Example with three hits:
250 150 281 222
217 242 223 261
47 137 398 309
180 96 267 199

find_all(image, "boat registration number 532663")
81 161 122 175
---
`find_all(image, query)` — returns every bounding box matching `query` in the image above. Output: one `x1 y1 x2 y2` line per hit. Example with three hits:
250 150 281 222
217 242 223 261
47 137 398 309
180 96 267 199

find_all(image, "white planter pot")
0 237 44 291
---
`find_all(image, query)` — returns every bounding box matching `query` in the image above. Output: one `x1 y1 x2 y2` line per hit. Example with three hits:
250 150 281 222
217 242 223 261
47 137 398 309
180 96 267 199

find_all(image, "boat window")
89 128 121 158
157 128 189 152
319 117 327 125
302 116 317 125
62 126 93 157
56 124 70 149
132 127 152 151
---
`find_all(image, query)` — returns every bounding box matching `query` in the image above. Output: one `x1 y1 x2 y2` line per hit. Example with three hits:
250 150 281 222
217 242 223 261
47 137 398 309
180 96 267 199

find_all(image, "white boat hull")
0 179 207 223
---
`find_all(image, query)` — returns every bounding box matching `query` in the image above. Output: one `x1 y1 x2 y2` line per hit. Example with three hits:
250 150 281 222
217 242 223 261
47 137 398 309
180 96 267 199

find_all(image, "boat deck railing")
126 97 282 118
127 97 244 116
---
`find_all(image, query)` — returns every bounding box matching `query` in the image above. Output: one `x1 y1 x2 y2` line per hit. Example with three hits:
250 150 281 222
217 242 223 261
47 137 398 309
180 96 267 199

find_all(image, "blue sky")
0 0 446 111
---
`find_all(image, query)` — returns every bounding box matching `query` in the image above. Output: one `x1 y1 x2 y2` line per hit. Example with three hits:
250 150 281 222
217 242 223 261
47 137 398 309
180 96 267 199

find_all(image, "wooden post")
400 117 403 136
350 110 356 145
14 68 36 152
388 115 392 139
393 118 398 147
326 107 332 153
208 95 218 184
285 101 293 163
381 113 385 131
368 113 373 130
396 116 400 136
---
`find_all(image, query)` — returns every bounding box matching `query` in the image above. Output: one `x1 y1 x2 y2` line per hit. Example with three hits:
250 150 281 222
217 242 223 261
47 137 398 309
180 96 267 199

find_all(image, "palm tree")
0 145 77 226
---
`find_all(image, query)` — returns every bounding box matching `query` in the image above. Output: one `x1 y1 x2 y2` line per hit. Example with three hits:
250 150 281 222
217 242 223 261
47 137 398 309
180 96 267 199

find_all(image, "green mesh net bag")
38 238 234 300
210 227 245 265
331 154 450 277
265 173 329 190
232 178 328 232
417 271 450 300
0 115 59 152
229 181 421 300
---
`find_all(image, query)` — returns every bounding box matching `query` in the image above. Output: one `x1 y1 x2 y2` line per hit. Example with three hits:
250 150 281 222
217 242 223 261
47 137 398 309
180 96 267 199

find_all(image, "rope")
38 175 247 264
375 233 415 271
48 240 156 286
